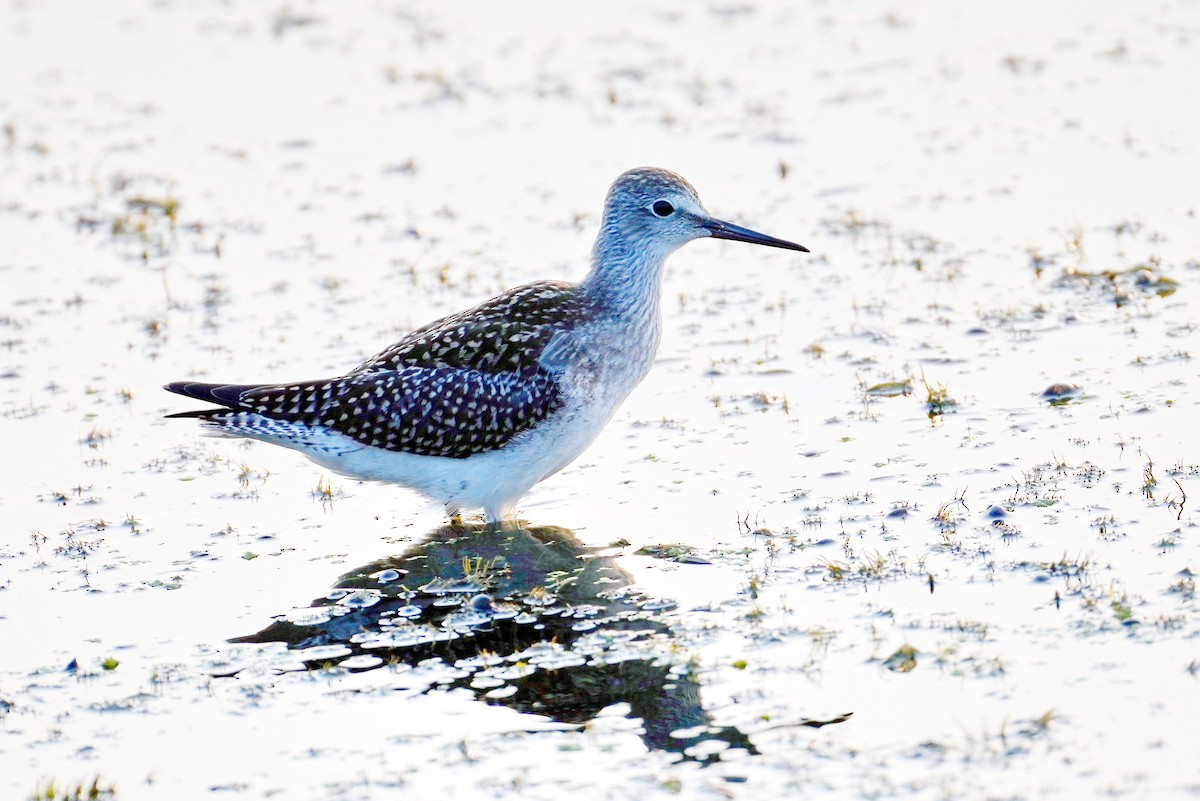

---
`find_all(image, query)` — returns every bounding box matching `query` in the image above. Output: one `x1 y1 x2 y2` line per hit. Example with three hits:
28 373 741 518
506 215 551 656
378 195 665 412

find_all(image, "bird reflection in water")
231 522 849 763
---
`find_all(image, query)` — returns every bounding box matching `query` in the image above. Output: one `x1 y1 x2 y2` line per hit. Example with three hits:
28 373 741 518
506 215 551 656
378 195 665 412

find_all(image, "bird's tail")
162 381 261 418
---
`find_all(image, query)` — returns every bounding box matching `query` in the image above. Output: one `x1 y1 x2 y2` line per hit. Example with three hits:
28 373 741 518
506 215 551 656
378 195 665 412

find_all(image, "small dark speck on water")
1042 383 1082 403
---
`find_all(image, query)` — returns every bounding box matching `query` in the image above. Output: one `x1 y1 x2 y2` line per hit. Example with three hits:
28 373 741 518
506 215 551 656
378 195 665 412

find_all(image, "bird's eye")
652 200 675 217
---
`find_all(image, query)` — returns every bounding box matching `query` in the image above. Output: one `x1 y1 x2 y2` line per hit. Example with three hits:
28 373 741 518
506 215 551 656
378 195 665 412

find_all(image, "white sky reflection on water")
1 1 1199 799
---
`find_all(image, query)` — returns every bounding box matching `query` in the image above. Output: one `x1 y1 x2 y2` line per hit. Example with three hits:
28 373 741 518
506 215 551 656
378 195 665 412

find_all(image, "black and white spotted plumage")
166 281 591 459
354 281 586 375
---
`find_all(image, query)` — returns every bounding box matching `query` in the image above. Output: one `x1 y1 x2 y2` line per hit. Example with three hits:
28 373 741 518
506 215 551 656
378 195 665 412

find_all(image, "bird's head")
600 167 809 259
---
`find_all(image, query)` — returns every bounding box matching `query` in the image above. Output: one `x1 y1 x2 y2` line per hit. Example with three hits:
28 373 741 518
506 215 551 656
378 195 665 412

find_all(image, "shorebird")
165 168 807 523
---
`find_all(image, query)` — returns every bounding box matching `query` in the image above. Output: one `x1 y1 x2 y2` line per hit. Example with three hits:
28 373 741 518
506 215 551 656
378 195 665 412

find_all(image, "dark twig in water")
1170 477 1186 522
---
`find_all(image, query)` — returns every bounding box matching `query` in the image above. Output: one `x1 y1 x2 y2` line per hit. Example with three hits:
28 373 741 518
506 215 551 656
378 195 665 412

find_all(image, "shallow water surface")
1 1 1198 799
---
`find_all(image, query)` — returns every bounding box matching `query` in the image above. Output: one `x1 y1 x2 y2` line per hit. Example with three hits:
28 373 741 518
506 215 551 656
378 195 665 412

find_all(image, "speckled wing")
217 281 590 458
352 281 588 375
236 366 562 458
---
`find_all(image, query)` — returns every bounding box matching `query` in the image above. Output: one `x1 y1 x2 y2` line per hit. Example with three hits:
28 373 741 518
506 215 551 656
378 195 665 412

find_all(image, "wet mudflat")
1 2 1198 799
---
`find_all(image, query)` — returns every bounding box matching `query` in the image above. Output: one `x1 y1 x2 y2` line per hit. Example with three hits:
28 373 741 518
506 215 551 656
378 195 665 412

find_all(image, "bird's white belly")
325 399 611 512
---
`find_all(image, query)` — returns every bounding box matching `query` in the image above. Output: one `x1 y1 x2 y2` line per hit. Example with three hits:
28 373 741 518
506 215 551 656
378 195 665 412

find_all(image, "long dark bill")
703 218 809 253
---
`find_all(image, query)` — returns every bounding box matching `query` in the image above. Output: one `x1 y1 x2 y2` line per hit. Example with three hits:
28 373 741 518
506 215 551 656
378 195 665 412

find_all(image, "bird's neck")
579 229 669 324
